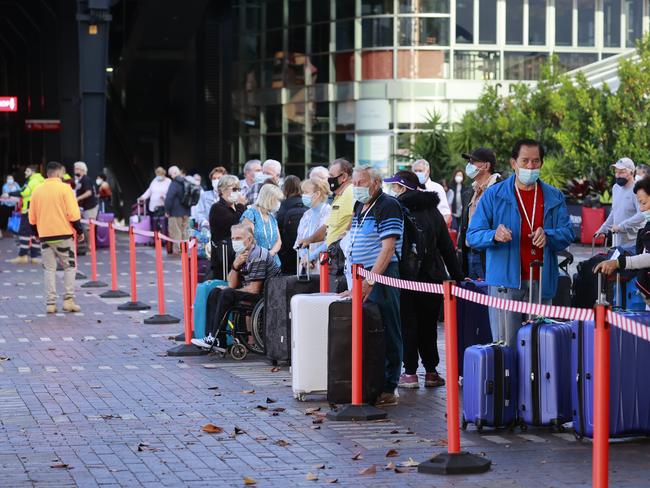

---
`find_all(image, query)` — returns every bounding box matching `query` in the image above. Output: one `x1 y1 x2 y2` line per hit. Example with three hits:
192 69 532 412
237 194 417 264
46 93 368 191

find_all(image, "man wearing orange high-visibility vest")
29 161 84 314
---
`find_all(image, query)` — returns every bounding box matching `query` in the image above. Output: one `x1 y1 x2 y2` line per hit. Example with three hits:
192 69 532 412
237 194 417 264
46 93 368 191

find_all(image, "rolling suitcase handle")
528 260 544 320
591 232 609 257
296 250 311 282
221 242 228 281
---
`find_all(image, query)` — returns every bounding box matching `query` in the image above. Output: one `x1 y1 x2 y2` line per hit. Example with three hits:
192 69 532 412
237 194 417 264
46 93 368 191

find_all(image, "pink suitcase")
130 202 153 245
96 213 114 248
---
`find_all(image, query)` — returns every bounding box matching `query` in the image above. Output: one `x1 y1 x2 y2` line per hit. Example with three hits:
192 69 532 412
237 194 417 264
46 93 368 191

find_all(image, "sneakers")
375 391 399 407
8 255 29 265
46 304 57 314
191 334 216 350
398 373 420 389
425 371 445 388
62 299 81 313
31 257 42 265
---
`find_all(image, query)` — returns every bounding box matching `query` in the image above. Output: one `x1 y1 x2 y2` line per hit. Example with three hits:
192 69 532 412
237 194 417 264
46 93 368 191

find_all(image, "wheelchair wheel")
249 300 265 354
231 343 247 360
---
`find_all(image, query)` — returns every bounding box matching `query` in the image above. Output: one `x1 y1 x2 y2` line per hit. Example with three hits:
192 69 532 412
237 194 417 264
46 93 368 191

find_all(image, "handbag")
7 205 21 234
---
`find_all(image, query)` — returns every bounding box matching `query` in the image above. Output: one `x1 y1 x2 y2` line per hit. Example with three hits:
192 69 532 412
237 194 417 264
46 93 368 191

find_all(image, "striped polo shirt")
349 192 404 269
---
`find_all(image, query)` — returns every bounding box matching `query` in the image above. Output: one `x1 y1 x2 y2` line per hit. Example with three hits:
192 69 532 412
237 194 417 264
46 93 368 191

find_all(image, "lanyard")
350 200 378 255
515 182 538 233
258 208 272 245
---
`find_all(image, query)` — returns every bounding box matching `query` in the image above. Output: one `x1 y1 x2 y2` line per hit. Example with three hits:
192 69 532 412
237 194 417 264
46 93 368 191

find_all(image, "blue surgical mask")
254 171 267 184
414 171 427 185
643 210 650 222
517 168 540 186
232 240 246 254
301 194 313 208
7 177 14 184
352 186 371 204
465 163 480 179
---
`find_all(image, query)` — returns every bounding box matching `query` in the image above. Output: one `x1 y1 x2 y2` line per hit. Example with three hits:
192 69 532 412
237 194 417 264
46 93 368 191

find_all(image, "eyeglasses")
232 187 241 191
516 158 542 169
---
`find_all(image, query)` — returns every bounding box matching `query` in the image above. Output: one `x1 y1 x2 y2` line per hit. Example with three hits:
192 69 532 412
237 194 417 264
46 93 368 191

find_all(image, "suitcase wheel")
231 343 247 360
476 421 483 433
519 423 528 432
573 431 584 442
461 416 468 431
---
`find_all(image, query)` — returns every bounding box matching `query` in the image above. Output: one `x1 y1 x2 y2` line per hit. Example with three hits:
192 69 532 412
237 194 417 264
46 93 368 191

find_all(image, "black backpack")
181 179 201 208
398 206 427 281
279 205 307 274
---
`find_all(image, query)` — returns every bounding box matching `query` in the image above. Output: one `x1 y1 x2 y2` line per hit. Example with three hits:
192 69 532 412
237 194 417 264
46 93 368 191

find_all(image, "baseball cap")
611 157 635 172
384 171 419 191
461 148 497 167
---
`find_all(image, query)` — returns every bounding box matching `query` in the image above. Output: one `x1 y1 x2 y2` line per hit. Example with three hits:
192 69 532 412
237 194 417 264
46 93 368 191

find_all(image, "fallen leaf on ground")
243 476 257 485
137 443 159 452
313 463 325 469
242 389 256 394
207 386 219 390
201 423 224 434
389 429 399 434
384 462 396 471
270 366 281 372
325 478 338 484
265 397 277 403
234 426 246 435
351 452 363 460
305 407 321 415
273 439 290 447
0 356 10 361
385 449 398 457
271 407 285 413
398 458 419 467
255 435 267 441
50 463 71 469
358 465 376 475
305 472 318 481
394 467 407 474
312 417 323 424
255 405 268 411
202 364 218 369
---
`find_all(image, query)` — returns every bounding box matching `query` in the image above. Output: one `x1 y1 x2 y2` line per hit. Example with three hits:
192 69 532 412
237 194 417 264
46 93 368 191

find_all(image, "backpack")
279 205 307 274
182 179 201 208
398 206 427 281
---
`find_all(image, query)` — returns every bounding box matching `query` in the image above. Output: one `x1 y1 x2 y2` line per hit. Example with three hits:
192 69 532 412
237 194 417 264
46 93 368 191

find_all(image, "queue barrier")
343 267 650 486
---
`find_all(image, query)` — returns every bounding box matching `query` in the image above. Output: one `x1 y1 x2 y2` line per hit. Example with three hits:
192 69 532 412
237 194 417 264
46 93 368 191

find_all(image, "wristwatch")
366 278 375 286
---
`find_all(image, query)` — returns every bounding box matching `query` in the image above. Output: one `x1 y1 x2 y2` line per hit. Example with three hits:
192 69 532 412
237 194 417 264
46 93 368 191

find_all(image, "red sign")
25 119 61 131
0 96 17 112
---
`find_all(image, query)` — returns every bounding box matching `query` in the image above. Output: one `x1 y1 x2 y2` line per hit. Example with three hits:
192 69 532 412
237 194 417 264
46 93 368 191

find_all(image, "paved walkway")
0 236 648 487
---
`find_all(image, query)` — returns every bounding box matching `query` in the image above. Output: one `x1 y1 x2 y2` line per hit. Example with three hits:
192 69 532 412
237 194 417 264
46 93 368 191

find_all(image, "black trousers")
206 287 260 345
400 289 443 375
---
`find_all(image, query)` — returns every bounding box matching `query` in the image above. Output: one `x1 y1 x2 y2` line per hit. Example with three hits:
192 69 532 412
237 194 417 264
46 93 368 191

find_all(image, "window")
285 103 306 132
265 105 283 132
479 0 497 44
455 0 473 43
287 135 304 163
504 52 548 80
577 0 595 46
266 135 282 159
309 102 330 131
288 26 306 53
335 133 355 162
362 51 394 79
603 0 621 47
336 0 355 19
626 0 643 47
362 0 393 15
556 52 598 72
399 0 449 13
335 52 355 81
310 54 329 84
312 22 330 53
397 50 448 78
454 51 500 80
336 20 354 50
506 0 524 45
265 0 283 30
289 0 306 25
312 0 330 22
266 29 283 57
528 0 546 45
362 18 394 47
309 133 330 163
399 17 450 46
555 0 573 46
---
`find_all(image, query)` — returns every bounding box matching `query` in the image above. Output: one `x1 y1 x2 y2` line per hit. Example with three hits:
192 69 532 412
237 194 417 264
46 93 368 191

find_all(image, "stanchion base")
117 301 151 311
174 332 186 342
418 452 491 475
326 404 387 422
75 271 87 280
99 289 130 299
167 343 208 357
81 280 108 288
144 314 181 325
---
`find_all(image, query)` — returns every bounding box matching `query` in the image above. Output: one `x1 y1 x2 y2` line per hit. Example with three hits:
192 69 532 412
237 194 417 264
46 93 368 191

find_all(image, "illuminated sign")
0 97 18 112
25 119 61 131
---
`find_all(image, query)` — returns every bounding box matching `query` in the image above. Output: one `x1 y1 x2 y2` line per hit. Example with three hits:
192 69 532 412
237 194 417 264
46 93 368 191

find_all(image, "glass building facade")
232 0 648 176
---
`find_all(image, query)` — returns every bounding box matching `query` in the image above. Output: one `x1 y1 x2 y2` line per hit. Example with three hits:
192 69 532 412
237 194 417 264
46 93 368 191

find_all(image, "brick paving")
0 236 649 487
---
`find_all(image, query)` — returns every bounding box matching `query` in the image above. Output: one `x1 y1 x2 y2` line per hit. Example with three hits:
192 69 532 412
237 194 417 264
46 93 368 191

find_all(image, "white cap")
611 157 635 172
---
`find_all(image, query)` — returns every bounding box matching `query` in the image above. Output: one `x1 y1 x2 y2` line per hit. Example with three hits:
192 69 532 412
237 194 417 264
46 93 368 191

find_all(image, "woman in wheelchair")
192 224 281 355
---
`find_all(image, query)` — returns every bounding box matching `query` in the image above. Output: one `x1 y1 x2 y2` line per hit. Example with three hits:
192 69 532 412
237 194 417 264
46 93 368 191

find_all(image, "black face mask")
328 175 342 192
616 177 629 187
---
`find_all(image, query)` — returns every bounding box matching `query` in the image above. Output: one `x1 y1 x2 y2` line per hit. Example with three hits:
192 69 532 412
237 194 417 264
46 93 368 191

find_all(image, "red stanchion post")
99 223 129 298
327 264 386 421
73 231 87 280
167 241 205 356
593 302 610 488
319 252 329 293
144 232 180 324
418 280 491 475
118 226 151 311
81 220 107 288
190 239 198 306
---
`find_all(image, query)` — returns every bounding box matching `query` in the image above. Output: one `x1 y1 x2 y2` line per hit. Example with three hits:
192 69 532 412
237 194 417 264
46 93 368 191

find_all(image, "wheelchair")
209 298 265 360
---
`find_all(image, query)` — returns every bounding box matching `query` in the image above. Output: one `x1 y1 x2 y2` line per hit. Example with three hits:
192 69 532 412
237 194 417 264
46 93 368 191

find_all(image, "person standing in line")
138 167 172 214
192 166 228 227
245 159 282 205
295 177 332 273
240 184 284 267
411 159 452 225
458 148 501 279
73 161 99 256
29 161 84 314
450 169 468 230
95 174 113 213
239 159 262 197
309 166 330 181
1 174 20 233
164 166 192 255
467 139 573 347
209 176 246 279
3 165 45 264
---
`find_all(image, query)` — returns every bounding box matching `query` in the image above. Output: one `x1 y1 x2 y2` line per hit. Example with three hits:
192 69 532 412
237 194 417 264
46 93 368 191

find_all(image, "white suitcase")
290 293 340 400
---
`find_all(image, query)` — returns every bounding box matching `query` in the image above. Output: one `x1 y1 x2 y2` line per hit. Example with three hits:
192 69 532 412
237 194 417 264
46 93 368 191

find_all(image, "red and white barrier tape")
132 228 155 238
93 220 110 228
113 223 129 233
357 267 650 343
159 234 188 245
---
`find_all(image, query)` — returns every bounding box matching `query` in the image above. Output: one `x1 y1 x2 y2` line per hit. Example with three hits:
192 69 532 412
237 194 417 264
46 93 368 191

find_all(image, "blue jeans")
467 251 485 280
368 262 402 393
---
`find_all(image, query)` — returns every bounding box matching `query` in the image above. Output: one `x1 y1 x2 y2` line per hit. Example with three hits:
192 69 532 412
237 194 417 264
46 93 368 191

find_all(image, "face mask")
156 175 165 181
211 178 220 191
454 175 463 184
517 168 540 186
254 171 266 184
615 177 629 187
465 163 480 179
328 175 342 192
227 191 241 203
272 201 281 213
643 210 650 222
353 186 371 204
635 175 643 182
232 239 246 254
414 171 427 185
96 178 103 186
7 178 14 184
75 173 82 179
301 194 313 208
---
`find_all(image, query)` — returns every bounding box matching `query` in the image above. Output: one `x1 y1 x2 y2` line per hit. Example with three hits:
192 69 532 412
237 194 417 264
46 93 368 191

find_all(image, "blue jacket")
164 177 191 217
467 175 574 300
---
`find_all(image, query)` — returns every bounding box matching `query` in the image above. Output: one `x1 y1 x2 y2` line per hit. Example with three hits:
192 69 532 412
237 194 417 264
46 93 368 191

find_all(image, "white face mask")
455 175 463 184
254 171 266 184
227 191 241 204
156 175 165 182
232 239 247 254
7 177 14 184
211 178 220 191
271 201 281 213
96 178 103 186
414 171 427 185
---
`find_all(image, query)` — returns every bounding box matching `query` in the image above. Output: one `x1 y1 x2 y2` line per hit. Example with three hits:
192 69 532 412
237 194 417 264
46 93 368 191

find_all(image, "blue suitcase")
571 315 650 438
462 343 517 432
193 279 228 339
517 320 573 427
457 280 493 376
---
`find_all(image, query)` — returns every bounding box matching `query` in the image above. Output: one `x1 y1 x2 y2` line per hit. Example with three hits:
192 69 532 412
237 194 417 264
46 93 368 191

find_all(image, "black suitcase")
456 280 493 376
264 263 320 363
327 301 385 405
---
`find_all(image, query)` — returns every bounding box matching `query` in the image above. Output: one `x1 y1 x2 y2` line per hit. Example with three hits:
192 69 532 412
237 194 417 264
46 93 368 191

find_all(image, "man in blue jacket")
467 139 574 347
